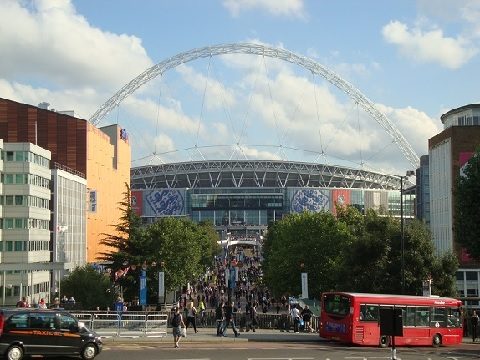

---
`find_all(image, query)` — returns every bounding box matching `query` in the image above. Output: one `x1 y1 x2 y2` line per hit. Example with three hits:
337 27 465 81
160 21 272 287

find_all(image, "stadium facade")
130 160 414 239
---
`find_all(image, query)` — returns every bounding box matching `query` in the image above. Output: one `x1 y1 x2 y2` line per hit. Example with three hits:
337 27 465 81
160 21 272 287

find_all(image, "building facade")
0 141 52 305
0 98 131 262
51 166 87 293
428 104 480 303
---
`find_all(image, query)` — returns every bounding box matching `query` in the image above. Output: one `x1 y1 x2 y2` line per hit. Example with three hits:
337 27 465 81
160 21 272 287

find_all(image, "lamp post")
400 170 415 294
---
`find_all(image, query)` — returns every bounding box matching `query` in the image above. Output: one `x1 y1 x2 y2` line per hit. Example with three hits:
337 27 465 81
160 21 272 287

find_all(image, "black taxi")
0 308 102 360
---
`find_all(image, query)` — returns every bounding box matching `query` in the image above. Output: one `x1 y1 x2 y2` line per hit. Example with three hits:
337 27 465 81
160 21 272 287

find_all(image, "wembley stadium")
130 159 410 239
91 43 418 240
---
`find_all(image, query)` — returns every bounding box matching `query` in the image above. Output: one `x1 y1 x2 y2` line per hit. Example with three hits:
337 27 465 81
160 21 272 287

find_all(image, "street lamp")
400 170 415 294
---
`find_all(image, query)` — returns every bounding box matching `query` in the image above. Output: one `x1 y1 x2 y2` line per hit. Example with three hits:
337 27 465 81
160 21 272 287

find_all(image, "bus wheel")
432 334 442 347
379 335 390 348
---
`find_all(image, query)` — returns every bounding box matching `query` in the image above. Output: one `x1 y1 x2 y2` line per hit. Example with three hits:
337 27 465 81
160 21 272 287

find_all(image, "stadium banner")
331 189 351 214
144 189 186 216
289 188 330 213
364 190 388 212
131 190 143 216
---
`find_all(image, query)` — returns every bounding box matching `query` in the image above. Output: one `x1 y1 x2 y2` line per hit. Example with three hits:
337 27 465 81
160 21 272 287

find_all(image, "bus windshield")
323 293 351 317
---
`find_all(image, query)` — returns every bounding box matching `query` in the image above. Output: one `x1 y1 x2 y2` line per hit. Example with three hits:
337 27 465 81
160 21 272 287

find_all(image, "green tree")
61 265 115 309
338 206 458 296
263 211 352 298
455 150 480 259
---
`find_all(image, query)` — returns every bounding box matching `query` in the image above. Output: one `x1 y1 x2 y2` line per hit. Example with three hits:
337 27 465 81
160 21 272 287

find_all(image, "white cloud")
382 20 478 69
375 104 441 156
0 0 152 91
176 65 237 110
223 0 306 18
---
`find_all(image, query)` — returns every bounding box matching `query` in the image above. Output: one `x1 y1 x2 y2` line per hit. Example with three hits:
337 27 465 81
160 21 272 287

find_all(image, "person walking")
185 299 198 333
222 301 240 337
471 310 479 342
215 302 225 336
171 307 185 348
16 296 29 308
290 304 301 333
301 305 313 332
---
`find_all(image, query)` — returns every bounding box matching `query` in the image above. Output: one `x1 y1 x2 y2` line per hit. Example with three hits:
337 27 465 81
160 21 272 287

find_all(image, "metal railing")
71 310 318 338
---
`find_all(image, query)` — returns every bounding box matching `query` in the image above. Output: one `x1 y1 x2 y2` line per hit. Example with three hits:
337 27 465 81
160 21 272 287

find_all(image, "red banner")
331 189 351 215
131 190 143 216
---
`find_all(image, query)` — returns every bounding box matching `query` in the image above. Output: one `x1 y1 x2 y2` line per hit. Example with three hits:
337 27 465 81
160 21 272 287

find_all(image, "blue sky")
1 0 479 175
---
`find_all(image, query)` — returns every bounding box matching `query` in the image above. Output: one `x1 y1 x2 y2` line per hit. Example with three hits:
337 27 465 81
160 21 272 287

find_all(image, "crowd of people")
169 243 315 347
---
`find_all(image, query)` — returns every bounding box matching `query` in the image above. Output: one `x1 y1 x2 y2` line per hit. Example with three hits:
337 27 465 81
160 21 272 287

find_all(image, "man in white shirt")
290 304 301 333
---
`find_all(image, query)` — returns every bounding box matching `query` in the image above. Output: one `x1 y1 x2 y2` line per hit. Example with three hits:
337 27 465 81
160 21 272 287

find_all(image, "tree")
61 265 115 309
455 150 480 259
338 206 458 296
263 211 352 298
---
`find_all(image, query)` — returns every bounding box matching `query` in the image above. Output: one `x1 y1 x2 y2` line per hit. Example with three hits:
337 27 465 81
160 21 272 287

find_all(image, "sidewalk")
102 327 480 345
102 326 321 344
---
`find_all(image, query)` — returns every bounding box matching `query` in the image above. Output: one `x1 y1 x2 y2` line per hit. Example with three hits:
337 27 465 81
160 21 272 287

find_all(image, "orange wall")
86 124 131 262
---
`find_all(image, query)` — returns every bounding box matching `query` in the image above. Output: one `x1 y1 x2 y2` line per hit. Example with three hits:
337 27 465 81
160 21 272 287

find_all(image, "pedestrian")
301 305 313 332
16 296 28 308
222 301 240 337
215 302 225 336
185 299 198 333
171 307 185 348
38 298 47 309
290 304 301 333
471 310 479 342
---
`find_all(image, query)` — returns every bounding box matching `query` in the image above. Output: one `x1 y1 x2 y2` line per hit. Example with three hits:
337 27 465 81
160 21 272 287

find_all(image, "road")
96 341 480 360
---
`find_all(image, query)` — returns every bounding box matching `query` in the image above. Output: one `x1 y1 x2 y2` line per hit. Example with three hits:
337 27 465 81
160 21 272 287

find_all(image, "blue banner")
139 270 147 305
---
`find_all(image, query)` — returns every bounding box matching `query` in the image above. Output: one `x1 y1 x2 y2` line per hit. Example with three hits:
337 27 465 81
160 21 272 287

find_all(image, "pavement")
102 326 321 344
101 327 480 345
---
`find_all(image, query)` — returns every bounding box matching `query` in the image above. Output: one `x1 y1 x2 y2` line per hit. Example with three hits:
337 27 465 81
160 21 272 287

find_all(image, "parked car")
0 307 102 360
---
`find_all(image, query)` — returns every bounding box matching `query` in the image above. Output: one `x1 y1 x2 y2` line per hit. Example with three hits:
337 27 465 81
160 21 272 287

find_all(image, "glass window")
15 151 26 162
15 218 24 229
404 307 416 326
323 294 351 317
7 313 28 328
431 307 447 328
360 304 379 321
416 307 430 327
456 271 464 281
6 151 14 161
59 313 77 331
6 241 13 251
447 308 461 328
4 174 14 184
4 219 13 229
5 196 13 205
466 271 478 281
15 196 23 206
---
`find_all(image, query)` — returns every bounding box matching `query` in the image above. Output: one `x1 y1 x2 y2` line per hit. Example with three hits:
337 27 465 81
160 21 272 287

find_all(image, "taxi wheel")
6 345 23 360
432 333 442 347
81 343 97 360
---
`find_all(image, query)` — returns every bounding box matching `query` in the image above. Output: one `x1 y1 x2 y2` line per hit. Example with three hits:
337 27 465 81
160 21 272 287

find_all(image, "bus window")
404 307 416 326
431 307 447 328
360 304 378 321
447 308 461 328
416 307 430 327
323 294 350 317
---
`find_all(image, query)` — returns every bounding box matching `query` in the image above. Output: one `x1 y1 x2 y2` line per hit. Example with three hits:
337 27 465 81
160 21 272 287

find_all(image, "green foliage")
455 151 480 260
95 184 219 303
265 205 458 298
61 265 115 309
263 211 352 298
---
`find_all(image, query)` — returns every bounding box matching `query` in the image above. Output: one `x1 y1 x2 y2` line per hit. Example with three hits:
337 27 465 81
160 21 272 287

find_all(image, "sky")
1 0 479 176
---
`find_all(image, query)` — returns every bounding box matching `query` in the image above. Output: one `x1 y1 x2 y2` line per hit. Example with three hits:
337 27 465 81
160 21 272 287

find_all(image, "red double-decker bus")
319 292 463 347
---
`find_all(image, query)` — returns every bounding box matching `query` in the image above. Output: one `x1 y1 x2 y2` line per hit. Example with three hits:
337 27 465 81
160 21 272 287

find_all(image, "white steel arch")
90 43 420 167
